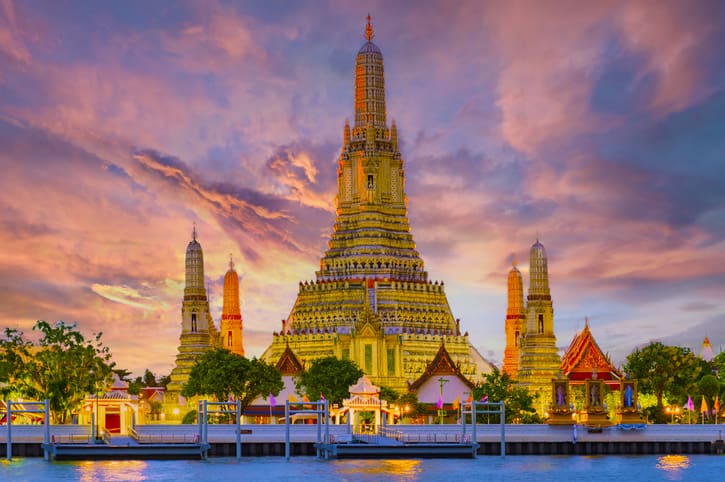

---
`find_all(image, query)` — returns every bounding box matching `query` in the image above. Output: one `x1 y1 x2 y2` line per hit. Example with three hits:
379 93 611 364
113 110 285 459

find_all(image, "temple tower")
167 226 219 394
502 260 525 378
262 17 494 391
221 256 244 356
517 239 561 412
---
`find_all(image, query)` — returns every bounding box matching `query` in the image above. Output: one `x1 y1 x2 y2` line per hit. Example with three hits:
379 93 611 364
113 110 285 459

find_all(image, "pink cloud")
618 2 716 113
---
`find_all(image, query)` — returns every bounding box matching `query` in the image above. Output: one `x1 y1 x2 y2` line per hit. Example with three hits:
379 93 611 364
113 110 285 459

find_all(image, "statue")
590 383 600 407
556 385 566 407
624 383 633 408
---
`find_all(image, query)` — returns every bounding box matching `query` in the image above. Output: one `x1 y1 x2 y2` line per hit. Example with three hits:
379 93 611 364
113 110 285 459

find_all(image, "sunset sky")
1 0 724 377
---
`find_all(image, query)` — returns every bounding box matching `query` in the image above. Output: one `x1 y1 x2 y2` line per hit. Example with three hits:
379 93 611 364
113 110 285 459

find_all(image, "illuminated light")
338 460 421 478
172 408 180 415
656 454 690 473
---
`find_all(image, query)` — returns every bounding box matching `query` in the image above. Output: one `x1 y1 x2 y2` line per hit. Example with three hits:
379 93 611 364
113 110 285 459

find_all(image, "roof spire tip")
365 13 374 42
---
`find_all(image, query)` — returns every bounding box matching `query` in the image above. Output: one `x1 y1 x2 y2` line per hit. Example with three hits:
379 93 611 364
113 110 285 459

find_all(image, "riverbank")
2 423 724 457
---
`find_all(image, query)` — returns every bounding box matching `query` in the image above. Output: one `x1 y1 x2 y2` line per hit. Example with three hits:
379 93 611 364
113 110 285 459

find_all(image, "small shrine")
618 377 642 425
547 376 573 425
335 376 388 433
409 343 474 422
78 375 139 435
584 375 611 427
559 319 638 427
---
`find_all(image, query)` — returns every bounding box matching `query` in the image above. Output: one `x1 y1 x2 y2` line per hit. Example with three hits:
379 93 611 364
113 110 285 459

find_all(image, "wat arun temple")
261 18 494 392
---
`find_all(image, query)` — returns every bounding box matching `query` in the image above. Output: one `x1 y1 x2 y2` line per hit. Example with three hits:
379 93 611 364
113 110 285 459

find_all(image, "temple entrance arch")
335 376 388 434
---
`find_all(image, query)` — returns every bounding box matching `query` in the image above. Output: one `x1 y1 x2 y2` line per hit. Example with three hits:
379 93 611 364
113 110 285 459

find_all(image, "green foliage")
113 368 132 382
295 356 363 405
714 350 725 369
698 374 720 415
379 386 399 403
143 369 157 387
182 348 283 414
0 320 115 423
472 367 541 424
181 409 197 425
623 342 710 415
157 374 171 389
127 379 142 395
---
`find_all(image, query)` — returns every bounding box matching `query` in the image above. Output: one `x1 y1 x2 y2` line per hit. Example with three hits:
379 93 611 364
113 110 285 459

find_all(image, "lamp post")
666 406 672 423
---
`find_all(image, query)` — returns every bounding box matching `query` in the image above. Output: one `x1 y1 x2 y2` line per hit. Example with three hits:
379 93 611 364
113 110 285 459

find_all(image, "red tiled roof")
560 322 620 381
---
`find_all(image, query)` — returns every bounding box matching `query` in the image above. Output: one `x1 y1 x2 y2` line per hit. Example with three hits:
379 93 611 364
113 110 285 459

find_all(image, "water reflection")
76 460 149 481
334 459 422 480
655 455 690 480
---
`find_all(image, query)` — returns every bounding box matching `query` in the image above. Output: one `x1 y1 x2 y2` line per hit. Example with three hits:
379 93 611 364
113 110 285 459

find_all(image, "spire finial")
512 255 517 268
192 221 197 241
365 14 373 42
229 253 234 270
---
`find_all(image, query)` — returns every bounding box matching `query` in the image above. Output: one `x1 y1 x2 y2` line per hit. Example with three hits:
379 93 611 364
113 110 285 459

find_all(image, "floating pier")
42 442 209 460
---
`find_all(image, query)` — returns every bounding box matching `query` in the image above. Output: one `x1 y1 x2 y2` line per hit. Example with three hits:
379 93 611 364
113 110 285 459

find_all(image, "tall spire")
354 15 386 129
503 259 526 377
528 238 550 299
184 224 206 300
222 254 244 356
506 263 524 316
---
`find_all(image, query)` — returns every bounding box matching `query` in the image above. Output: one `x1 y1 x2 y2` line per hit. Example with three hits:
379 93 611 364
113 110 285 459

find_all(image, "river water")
2 455 723 481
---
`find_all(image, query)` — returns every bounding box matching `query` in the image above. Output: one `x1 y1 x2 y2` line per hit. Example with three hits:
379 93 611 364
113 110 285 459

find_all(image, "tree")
113 368 132 382
623 342 709 422
472 367 541 423
379 386 399 404
157 374 171 389
295 356 363 405
698 374 720 415
182 348 283 414
143 369 157 387
0 320 115 423
714 351 725 380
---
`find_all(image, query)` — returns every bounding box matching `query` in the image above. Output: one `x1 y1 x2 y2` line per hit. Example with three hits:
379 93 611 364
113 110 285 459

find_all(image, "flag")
269 393 276 408
465 395 473 404
320 393 326 401
452 396 460 410
436 395 443 409
481 395 488 403
715 395 720 412
303 394 310 402
701 396 708 414
686 395 694 411
288 393 298 403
